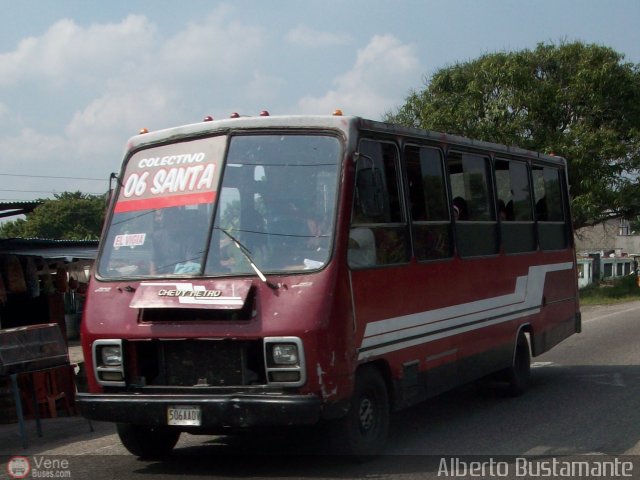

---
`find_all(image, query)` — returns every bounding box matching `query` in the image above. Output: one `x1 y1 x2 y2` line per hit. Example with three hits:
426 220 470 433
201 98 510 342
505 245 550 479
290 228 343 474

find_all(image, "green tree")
0 192 106 240
385 42 640 228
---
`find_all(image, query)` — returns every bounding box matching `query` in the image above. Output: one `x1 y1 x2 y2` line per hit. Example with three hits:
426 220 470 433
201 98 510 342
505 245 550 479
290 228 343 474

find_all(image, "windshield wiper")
217 227 279 290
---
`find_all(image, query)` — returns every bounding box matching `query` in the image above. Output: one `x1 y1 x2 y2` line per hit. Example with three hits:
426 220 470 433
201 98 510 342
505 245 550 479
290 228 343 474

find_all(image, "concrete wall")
575 219 640 255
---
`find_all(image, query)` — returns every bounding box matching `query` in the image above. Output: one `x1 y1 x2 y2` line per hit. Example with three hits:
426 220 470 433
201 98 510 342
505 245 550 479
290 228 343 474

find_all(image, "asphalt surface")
1 301 640 479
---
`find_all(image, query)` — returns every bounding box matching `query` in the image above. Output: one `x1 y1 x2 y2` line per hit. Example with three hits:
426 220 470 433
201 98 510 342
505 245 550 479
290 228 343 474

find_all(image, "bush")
580 275 640 305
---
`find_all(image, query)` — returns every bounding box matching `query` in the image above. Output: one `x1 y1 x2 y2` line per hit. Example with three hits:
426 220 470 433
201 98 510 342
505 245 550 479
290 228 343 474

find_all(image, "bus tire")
330 365 390 457
116 423 180 459
506 332 531 396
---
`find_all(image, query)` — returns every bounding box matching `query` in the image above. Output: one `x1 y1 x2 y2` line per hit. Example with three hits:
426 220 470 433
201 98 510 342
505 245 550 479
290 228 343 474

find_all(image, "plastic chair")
31 369 73 418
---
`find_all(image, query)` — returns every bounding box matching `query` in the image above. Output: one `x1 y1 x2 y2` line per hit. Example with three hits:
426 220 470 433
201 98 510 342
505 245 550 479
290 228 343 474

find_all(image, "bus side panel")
531 259 581 356
351 256 526 401
350 251 579 409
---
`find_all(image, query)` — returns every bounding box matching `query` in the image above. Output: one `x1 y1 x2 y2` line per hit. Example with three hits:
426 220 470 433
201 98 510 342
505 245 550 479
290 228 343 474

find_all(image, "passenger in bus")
497 199 515 221
151 207 205 274
278 202 328 253
260 192 330 269
498 200 508 221
348 227 376 267
301 215 329 267
173 238 202 274
422 226 449 259
241 206 269 258
348 205 377 268
452 197 468 221
505 200 515 221
535 198 548 221
217 210 268 273
150 208 177 274
291 207 330 268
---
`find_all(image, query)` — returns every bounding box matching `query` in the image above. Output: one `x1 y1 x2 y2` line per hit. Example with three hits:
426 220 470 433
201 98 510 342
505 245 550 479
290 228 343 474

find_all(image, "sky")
0 0 639 202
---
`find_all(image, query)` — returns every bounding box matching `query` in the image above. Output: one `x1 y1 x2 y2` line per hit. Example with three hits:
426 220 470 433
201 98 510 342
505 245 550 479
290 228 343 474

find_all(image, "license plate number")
167 405 201 426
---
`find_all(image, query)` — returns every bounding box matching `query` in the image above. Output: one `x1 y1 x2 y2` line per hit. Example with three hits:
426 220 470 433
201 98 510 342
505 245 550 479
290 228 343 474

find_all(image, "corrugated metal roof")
0 238 98 260
0 200 42 219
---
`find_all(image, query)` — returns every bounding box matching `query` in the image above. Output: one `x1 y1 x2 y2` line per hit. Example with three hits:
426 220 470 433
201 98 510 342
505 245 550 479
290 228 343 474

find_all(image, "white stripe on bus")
357 262 573 360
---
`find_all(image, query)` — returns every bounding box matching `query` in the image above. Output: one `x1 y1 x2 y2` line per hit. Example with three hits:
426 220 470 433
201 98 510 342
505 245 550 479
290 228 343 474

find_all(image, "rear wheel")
505 332 531 396
330 365 390 457
116 423 180 459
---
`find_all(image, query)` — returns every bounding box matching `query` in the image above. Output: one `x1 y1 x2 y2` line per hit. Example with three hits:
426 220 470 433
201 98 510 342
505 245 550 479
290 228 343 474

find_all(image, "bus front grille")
131 340 266 387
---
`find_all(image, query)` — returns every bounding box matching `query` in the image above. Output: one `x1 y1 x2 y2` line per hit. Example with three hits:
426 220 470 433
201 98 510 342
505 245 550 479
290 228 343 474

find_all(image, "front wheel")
116 423 181 459
329 365 390 457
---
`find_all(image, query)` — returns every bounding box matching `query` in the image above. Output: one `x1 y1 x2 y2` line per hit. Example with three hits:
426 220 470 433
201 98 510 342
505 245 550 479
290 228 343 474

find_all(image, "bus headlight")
271 344 299 365
93 339 125 386
100 345 122 366
264 337 306 386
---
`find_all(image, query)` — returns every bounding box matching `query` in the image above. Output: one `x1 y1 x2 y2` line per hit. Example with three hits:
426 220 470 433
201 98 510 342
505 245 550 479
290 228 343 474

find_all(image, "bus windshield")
98 133 341 279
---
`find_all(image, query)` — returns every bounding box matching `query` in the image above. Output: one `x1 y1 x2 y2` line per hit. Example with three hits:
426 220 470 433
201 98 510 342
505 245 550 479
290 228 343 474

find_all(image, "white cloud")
0 125 125 196
285 25 351 48
0 14 173 195
66 86 175 155
245 71 287 106
1 6 272 167
1 128 67 163
3 11 421 200
0 128 78 194
158 10 264 80
297 34 420 119
0 15 156 89
58 8 272 157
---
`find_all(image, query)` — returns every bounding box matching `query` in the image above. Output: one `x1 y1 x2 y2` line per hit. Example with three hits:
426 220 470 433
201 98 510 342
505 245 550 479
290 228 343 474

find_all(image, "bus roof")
127 114 565 166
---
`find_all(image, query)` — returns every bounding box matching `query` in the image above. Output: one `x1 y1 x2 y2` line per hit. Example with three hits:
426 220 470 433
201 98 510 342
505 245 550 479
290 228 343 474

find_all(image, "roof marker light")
139 128 149 134
332 109 343 116
260 110 270 116
230 112 240 118
203 115 214 122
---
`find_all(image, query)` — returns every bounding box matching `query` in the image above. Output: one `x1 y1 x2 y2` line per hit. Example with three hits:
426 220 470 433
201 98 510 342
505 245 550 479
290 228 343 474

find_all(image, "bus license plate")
167 405 202 426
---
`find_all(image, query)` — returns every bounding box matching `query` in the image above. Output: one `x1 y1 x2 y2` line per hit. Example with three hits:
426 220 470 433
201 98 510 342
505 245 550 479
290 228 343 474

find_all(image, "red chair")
31 368 73 418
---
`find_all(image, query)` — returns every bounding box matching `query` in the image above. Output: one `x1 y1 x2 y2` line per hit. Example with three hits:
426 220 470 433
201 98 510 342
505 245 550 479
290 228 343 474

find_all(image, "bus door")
347 138 411 364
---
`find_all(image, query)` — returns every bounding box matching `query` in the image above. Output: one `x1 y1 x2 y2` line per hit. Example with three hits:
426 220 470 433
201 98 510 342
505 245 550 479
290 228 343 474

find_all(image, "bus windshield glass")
98 133 341 279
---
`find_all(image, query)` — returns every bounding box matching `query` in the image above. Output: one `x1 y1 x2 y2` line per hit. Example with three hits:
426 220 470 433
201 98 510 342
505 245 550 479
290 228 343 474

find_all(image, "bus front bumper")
76 392 322 429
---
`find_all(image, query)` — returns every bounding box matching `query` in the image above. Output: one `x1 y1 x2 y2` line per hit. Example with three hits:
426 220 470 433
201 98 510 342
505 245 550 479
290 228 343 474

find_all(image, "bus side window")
532 165 568 250
405 145 452 260
495 159 536 254
349 139 409 268
448 151 498 257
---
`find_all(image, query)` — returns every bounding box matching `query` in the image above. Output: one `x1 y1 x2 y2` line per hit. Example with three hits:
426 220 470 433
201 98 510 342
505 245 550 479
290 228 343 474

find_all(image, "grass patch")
579 275 640 305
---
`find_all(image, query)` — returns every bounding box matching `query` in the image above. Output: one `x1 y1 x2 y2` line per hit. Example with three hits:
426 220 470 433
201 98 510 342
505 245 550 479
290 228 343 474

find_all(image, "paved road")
2 302 640 479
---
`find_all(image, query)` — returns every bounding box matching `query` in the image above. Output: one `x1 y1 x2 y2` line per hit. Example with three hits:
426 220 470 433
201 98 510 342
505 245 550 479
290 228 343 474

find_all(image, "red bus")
78 113 580 457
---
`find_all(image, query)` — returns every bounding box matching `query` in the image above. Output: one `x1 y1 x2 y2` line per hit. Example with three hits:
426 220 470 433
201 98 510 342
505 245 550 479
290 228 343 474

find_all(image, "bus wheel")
331 365 390 457
506 332 531 396
116 423 180 459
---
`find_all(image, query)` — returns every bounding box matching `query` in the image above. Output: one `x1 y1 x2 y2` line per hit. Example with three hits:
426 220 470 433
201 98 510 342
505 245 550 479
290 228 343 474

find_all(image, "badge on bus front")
131 280 253 310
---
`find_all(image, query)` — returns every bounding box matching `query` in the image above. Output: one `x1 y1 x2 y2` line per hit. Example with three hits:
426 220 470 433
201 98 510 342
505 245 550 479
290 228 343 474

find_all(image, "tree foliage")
385 41 640 228
0 192 106 240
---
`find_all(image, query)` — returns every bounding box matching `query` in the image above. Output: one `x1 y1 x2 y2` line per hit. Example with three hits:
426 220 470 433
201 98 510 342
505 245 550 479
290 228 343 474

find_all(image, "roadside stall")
0 236 98 446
